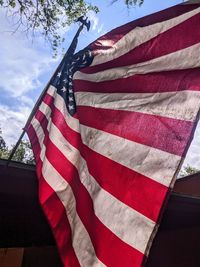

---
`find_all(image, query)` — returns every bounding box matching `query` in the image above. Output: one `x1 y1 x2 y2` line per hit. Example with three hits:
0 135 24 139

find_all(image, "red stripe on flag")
26 124 41 162
81 143 168 223
45 135 144 267
84 13 200 74
77 106 193 156
27 127 80 267
38 168 81 267
73 68 200 93
32 92 54 134
31 99 145 265
42 95 81 149
89 4 199 52
35 111 49 133
42 95 168 222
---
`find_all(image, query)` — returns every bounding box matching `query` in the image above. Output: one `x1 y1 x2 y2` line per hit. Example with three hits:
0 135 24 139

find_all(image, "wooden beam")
0 248 24 267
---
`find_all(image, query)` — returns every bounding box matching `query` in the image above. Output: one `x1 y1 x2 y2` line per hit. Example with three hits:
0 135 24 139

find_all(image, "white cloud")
0 11 58 146
97 23 104 34
0 31 55 98
87 11 99 31
87 11 104 34
20 95 34 107
0 104 31 146
181 121 200 170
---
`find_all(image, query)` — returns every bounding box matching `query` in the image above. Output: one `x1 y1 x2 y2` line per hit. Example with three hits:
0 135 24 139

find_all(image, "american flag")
26 3 200 267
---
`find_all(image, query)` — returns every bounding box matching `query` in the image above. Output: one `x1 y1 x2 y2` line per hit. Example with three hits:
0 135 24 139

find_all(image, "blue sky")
1 0 200 170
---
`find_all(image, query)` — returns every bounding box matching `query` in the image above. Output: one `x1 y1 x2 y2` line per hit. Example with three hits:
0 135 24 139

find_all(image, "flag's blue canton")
52 49 93 116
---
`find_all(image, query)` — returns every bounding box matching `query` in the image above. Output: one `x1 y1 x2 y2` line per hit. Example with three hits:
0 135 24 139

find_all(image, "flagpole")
7 17 90 164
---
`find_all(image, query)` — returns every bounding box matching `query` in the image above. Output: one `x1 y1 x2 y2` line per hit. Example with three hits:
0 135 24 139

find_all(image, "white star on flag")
61 87 66 92
68 105 74 110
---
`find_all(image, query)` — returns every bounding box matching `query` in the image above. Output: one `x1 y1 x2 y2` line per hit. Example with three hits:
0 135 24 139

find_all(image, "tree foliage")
0 0 144 52
112 0 144 8
0 128 6 150
11 140 35 164
0 127 35 164
179 165 200 177
0 128 7 159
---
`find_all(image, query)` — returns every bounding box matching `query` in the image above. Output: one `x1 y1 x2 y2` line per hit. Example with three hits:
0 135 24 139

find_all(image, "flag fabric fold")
26 3 200 267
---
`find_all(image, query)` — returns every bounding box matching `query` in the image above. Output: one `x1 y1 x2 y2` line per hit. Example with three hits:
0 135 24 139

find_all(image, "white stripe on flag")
32 111 156 254
42 90 181 187
31 119 46 148
47 86 80 133
31 119 105 267
46 85 56 97
91 7 200 66
79 124 181 187
42 157 106 267
75 90 200 121
74 42 200 81
39 103 52 120
46 118 155 254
